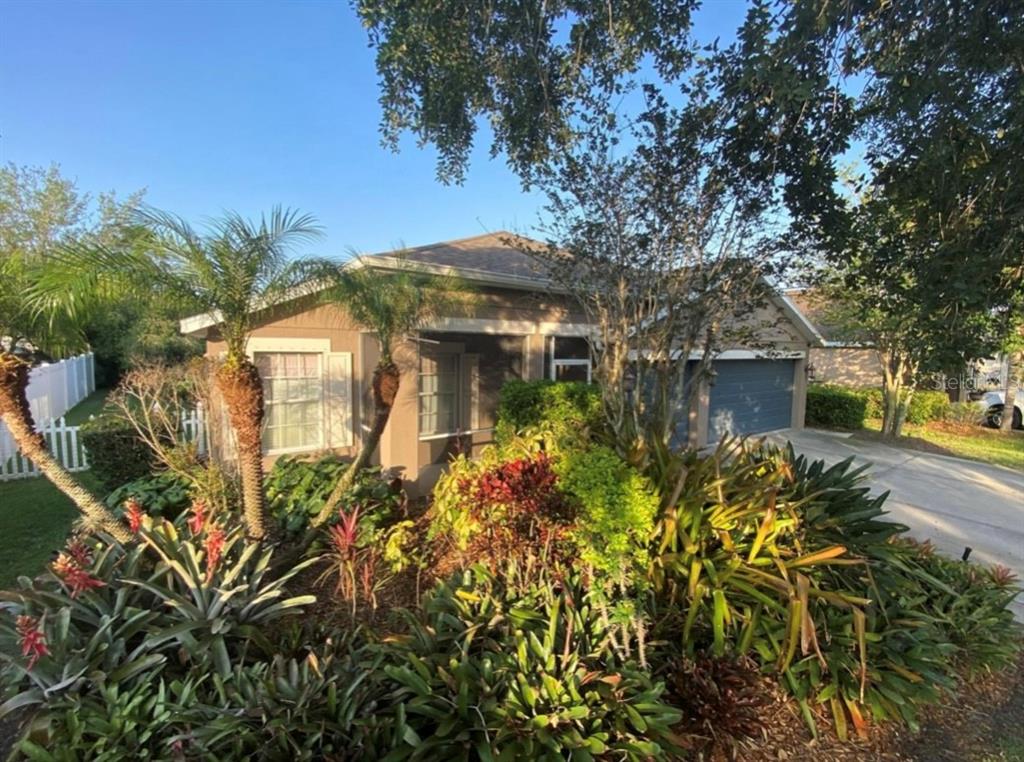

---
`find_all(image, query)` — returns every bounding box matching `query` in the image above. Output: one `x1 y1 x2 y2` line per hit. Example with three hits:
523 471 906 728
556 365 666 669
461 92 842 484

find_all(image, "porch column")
525 332 546 380
791 356 808 429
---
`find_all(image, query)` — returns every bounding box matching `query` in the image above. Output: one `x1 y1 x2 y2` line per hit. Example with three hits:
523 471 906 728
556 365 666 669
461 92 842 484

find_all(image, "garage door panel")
709 360 794 441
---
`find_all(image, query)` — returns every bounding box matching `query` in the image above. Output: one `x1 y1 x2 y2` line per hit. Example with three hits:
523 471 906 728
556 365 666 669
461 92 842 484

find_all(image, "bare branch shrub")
109 359 238 514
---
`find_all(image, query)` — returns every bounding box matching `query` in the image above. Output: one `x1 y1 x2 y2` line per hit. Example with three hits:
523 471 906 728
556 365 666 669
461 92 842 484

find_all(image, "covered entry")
708 359 795 442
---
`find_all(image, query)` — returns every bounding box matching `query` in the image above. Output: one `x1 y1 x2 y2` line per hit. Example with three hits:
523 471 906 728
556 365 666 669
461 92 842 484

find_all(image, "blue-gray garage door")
708 360 795 442
641 362 696 449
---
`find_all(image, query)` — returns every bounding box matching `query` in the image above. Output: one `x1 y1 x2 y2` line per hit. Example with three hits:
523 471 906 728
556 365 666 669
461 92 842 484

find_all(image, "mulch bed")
723 651 1024 762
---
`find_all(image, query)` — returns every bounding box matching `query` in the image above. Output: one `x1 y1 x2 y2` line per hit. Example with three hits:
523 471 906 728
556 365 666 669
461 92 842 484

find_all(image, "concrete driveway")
768 428 1024 621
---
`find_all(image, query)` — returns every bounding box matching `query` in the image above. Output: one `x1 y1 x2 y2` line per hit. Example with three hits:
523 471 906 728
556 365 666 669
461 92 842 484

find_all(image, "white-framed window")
255 351 324 453
549 336 593 383
419 351 460 437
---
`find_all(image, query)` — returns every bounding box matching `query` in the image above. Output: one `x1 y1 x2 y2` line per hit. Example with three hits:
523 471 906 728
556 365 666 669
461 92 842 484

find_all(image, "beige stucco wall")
809 347 881 388
202 288 812 494
721 298 810 352
203 288 586 494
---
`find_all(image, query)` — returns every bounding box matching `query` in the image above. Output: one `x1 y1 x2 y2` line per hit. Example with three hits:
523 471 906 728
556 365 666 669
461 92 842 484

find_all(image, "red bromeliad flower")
188 500 208 535
51 551 77 578
65 538 92 568
125 498 145 534
16 615 48 669
204 525 226 583
52 552 106 598
329 506 361 558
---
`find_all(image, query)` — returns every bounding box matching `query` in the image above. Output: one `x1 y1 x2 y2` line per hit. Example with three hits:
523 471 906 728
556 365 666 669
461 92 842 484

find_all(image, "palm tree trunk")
216 358 267 540
0 353 132 543
314 360 398 528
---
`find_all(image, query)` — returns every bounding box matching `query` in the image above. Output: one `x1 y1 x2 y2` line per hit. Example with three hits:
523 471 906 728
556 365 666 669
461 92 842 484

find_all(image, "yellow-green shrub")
554 445 660 585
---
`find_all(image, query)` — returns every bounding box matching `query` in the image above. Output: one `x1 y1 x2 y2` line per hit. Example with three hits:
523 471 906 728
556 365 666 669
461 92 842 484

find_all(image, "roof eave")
775 292 827 347
177 258 562 337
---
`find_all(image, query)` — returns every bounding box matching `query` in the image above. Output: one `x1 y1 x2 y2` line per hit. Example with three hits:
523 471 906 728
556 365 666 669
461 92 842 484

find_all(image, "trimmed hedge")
807 385 951 430
80 413 156 491
495 379 603 444
906 389 951 424
806 384 868 430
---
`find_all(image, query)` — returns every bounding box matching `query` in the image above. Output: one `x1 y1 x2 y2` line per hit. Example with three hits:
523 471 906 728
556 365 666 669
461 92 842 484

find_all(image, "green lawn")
857 419 1024 472
62 388 111 425
0 471 104 588
0 391 113 588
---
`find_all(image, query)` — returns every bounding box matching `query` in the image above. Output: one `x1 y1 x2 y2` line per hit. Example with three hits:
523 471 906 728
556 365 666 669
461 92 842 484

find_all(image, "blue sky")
1 0 747 258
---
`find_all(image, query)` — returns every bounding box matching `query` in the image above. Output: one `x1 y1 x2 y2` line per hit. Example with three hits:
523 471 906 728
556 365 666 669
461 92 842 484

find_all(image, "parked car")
980 389 1023 429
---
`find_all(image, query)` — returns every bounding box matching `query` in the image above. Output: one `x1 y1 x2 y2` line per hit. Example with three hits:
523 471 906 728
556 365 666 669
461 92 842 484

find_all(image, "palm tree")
0 258 133 542
312 256 466 527
37 207 324 540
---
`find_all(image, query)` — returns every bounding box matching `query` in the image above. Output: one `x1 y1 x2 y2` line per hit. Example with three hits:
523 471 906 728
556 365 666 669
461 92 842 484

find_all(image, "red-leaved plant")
456 452 576 568
317 505 390 618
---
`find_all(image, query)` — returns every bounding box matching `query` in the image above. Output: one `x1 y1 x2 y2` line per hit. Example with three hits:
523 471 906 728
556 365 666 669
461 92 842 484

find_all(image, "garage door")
640 362 696 449
708 360 795 442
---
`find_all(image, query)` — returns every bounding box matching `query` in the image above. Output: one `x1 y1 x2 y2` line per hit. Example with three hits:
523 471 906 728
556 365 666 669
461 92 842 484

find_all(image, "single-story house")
181 233 822 494
784 288 881 387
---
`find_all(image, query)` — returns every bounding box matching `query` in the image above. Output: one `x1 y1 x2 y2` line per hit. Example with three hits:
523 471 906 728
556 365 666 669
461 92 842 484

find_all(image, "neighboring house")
785 288 882 388
181 233 821 494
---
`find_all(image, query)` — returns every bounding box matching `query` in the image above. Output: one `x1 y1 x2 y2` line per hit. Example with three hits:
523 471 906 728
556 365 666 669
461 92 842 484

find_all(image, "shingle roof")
785 288 860 345
363 231 552 282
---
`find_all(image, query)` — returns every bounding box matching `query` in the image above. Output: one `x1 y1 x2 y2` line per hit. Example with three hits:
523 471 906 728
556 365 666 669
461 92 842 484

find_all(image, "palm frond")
318 252 473 362
31 205 326 361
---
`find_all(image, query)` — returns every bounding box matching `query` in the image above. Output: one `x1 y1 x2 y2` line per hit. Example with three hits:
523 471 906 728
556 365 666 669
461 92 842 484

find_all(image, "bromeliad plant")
0 515 319 748
378 565 683 761
649 438 1022 738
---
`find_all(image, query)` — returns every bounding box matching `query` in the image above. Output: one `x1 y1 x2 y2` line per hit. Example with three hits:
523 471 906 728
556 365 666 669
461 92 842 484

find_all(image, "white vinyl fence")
0 408 207 483
0 353 96 467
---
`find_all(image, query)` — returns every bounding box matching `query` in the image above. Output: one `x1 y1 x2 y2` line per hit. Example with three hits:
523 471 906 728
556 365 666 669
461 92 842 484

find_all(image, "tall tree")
355 1 854 459
38 208 324 540
0 164 142 541
526 90 783 474
313 257 466 527
811 197 965 438
355 0 853 214
0 163 173 381
788 0 1024 437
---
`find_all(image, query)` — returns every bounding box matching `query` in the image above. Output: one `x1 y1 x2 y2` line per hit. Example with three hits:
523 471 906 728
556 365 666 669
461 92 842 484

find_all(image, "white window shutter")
324 352 354 448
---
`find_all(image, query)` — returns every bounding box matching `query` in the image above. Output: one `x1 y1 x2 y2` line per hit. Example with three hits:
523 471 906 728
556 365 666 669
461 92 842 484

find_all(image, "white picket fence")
0 408 207 483
0 352 96 467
